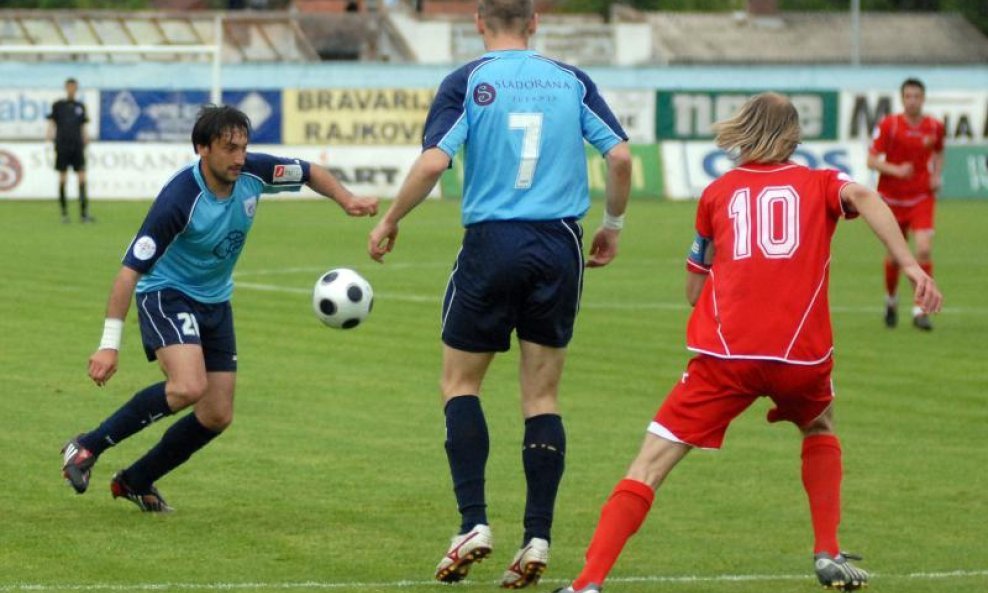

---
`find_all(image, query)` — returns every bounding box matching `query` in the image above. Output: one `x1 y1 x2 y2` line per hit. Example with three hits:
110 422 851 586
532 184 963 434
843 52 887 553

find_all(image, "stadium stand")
3 2 985 66
644 10 988 65
0 10 319 62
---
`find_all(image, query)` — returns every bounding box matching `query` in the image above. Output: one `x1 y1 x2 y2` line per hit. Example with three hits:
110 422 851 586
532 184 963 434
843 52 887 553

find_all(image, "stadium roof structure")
647 10 988 65
0 10 319 62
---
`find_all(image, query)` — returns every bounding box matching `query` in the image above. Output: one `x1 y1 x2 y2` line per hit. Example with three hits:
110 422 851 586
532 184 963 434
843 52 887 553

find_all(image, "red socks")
572 438 842 586
920 261 933 278
573 479 655 589
884 258 899 298
801 434 842 556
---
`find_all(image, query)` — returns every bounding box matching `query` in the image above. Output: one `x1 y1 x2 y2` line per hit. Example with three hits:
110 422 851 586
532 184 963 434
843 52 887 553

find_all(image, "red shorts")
650 355 835 449
885 194 935 234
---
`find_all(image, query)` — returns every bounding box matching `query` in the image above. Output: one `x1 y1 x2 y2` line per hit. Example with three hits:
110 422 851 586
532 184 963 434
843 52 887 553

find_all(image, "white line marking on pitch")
235 281 980 315
2 570 986 592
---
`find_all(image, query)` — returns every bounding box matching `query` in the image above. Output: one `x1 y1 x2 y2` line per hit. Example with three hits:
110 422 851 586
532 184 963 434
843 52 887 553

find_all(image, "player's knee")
916 248 933 263
199 409 233 432
167 377 209 407
800 409 835 436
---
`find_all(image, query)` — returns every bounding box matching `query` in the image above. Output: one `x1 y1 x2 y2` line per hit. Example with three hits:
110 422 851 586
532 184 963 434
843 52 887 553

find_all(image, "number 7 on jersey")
508 113 543 189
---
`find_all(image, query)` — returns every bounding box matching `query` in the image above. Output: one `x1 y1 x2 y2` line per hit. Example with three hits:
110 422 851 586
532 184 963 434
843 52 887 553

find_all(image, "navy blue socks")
123 412 219 492
522 413 566 544
444 395 489 534
79 382 172 456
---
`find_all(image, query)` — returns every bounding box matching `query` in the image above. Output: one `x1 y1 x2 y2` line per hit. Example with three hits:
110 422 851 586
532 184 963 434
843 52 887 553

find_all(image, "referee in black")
47 78 92 223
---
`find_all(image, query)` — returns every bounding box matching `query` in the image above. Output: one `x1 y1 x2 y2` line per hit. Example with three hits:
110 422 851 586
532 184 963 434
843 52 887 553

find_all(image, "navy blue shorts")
136 289 237 372
441 219 584 352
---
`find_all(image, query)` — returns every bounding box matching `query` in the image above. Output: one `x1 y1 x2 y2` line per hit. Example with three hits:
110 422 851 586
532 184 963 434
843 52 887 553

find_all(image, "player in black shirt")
47 78 92 223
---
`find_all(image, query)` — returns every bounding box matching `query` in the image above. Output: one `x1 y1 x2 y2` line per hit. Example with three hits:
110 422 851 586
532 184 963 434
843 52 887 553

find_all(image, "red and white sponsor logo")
0 150 23 191
273 163 303 183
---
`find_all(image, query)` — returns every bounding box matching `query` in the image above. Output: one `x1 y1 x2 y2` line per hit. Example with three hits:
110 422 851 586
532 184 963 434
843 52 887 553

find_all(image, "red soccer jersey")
869 113 945 203
686 162 854 364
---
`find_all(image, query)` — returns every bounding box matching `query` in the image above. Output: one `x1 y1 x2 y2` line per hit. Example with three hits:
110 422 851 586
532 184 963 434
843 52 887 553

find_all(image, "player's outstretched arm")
587 142 632 268
841 183 943 314
368 148 450 263
89 266 141 387
306 165 379 217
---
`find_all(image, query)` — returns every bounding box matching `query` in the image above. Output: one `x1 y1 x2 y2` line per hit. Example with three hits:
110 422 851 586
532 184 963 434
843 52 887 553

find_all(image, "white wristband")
99 318 124 351
602 211 625 231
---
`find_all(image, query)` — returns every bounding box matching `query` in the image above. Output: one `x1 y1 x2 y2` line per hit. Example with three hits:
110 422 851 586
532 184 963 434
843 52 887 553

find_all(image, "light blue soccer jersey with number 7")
423 49 627 226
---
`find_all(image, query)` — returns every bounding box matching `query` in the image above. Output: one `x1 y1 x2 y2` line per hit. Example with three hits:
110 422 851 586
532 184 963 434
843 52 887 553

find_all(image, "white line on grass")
4 570 986 592
235 281 981 315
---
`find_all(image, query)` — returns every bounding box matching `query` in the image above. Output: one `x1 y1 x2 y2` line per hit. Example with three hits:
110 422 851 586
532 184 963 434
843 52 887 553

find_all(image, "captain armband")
686 233 712 274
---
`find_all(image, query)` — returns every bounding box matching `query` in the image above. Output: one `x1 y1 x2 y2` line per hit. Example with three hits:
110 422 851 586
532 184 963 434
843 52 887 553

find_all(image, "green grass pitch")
0 197 985 593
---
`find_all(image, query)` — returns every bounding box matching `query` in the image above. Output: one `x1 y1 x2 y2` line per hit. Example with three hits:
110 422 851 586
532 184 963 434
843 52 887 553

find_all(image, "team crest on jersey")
213 230 246 259
273 164 302 183
132 235 157 261
243 196 258 218
473 83 496 106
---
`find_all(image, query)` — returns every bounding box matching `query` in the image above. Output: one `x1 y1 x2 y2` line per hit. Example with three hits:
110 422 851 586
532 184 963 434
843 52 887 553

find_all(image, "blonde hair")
712 92 801 164
478 0 533 35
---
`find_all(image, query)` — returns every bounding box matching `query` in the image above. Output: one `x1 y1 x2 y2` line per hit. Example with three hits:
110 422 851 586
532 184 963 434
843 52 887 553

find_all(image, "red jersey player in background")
555 94 942 593
867 78 945 330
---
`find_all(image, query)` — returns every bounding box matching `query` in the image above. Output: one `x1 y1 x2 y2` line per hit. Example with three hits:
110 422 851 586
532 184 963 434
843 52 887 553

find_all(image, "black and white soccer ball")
312 268 373 329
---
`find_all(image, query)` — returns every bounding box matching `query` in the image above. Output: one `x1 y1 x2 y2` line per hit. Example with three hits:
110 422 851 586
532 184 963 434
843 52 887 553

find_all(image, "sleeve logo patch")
132 235 157 261
473 83 496 106
273 163 302 183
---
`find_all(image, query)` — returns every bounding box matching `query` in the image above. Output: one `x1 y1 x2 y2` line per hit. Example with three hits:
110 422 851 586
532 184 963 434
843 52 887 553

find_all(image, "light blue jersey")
423 49 627 226
124 153 310 303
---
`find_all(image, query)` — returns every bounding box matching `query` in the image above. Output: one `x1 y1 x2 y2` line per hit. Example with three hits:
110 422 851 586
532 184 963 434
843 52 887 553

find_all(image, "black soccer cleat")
61 436 96 494
912 313 933 331
110 471 174 513
884 304 897 328
814 552 869 591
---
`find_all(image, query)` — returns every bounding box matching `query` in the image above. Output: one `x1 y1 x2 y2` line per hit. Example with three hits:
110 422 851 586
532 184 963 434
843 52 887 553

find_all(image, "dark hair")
901 78 925 94
65 78 77 85
191 104 251 151
478 0 533 35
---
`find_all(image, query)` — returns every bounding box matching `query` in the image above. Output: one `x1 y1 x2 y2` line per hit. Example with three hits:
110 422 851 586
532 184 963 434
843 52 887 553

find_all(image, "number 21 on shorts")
176 312 201 337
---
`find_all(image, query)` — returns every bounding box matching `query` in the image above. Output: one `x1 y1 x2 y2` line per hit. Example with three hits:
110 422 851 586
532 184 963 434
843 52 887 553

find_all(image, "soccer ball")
312 268 373 329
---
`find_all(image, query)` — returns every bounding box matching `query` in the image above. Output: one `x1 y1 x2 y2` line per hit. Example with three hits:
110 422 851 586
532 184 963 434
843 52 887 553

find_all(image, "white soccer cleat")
501 537 549 588
435 524 493 583
814 552 869 591
553 584 602 593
